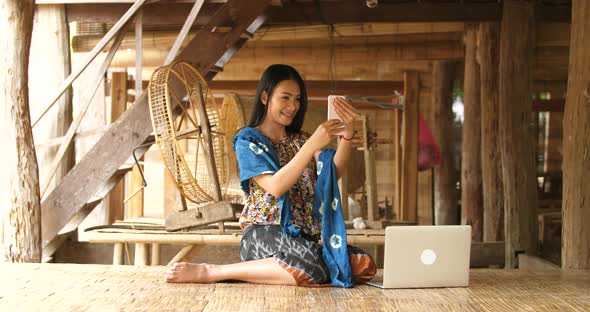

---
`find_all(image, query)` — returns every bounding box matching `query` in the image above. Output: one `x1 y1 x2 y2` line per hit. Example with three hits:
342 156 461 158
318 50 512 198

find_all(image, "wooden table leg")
134 243 149 266
151 243 160 266
113 243 124 265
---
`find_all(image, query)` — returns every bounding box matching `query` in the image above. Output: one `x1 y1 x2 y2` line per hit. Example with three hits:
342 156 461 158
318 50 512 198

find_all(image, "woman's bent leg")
165 257 296 285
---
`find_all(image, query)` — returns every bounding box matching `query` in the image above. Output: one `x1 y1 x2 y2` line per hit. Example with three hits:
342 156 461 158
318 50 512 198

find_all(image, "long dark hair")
247 64 308 134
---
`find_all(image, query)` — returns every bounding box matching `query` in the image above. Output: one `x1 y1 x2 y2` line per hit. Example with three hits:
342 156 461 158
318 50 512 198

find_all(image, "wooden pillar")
478 22 504 243
107 71 127 224
432 61 458 225
400 71 419 223
362 115 378 221
0 0 41 262
461 24 483 241
562 0 590 270
30 5 75 195
499 0 538 268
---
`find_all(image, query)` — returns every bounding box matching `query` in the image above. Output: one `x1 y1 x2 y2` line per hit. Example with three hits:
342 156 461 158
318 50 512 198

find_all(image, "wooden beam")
532 99 565 112
562 0 590 270
40 0 271 248
432 61 457 226
208 80 404 96
478 22 504 243
163 0 205 65
461 24 483 241
400 72 419 223
499 1 538 268
66 3 216 26
1 0 41 263
266 2 570 24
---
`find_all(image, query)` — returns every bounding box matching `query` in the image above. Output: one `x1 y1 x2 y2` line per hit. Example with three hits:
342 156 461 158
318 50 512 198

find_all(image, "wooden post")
393 108 402 221
0 0 41 262
30 5 75 195
107 71 127 224
362 115 378 221
400 72 419 223
543 112 563 191
128 166 145 219
113 243 124 265
461 24 483 241
562 0 590 270
499 0 538 268
151 243 160 266
134 243 149 266
478 22 504 243
432 61 458 225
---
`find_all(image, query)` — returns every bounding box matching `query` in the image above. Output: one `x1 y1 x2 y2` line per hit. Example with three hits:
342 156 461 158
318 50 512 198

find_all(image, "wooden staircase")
41 0 272 261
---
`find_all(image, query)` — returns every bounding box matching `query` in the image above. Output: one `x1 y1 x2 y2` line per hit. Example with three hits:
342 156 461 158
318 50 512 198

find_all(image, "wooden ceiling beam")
266 2 571 24
65 2 571 26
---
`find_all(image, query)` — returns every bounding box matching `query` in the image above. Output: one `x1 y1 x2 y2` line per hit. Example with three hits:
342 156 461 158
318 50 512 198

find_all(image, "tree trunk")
499 1 538 268
461 24 483 241
562 0 590 270
478 22 504 242
432 61 458 225
0 0 41 262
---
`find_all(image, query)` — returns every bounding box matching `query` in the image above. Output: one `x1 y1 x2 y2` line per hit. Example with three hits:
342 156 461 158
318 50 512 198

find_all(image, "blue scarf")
233 127 353 287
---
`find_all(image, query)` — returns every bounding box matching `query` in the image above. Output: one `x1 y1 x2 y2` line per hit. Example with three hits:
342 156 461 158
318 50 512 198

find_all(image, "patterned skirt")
240 225 376 286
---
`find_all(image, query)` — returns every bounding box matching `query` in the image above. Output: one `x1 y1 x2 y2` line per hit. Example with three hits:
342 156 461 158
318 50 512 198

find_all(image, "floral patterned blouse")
239 131 321 239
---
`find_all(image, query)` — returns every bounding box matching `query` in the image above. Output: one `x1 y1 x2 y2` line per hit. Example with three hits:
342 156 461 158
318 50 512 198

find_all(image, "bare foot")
165 262 216 283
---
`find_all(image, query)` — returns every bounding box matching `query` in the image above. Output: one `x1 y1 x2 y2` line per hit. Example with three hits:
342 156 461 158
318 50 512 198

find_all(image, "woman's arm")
332 97 360 179
254 120 344 198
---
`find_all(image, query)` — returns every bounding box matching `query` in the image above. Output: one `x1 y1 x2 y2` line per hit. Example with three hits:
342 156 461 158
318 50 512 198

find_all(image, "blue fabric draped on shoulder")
232 127 301 237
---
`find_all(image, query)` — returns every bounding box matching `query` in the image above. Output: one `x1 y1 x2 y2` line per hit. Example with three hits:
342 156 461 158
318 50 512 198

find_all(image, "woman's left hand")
333 97 359 139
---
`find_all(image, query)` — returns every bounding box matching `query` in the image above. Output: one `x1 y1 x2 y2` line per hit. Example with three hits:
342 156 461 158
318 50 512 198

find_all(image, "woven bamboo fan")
218 94 246 202
147 61 238 231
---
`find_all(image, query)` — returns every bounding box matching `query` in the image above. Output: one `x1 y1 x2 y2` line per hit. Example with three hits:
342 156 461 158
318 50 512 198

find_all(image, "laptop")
366 225 471 289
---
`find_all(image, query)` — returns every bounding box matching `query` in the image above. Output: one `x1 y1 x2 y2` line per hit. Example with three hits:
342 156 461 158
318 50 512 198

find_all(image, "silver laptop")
366 225 471 289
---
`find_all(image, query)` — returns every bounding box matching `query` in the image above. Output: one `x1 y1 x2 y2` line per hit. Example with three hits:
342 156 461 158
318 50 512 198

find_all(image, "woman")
165 64 376 286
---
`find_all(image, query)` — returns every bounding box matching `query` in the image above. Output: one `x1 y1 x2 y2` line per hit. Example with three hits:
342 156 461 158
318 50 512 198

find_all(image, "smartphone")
328 95 346 121
328 95 346 135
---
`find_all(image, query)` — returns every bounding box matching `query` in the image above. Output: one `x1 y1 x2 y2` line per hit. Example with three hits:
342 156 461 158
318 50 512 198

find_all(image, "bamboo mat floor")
1 263 589 311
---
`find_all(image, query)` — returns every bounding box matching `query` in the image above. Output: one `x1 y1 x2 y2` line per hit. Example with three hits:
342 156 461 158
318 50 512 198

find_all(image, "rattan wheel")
147 61 227 205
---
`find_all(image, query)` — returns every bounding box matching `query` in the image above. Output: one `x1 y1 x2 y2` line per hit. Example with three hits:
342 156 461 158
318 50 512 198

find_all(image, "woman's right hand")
306 119 345 151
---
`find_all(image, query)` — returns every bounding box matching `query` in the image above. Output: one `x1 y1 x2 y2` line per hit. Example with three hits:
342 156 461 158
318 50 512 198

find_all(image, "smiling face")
262 79 301 128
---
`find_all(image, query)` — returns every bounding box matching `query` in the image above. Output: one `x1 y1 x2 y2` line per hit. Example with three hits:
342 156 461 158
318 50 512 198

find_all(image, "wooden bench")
84 222 505 268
